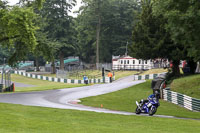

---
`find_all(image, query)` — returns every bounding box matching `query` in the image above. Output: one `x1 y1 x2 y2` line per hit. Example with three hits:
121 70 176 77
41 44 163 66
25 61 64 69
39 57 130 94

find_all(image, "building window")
124 60 126 64
127 60 129 64
121 60 123 64
133 60 135 64
139 60 141 64
145 60 148 64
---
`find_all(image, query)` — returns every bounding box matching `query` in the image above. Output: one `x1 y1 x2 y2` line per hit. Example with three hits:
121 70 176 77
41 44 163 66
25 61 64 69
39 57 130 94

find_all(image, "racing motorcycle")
135 95 160 116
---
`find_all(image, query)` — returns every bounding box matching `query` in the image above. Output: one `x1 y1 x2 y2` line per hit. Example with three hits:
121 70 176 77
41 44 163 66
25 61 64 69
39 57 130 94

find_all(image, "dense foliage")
0 1 38 65
0 0 199 75
76 0 139 63
1 0 139 66
131 0 200 76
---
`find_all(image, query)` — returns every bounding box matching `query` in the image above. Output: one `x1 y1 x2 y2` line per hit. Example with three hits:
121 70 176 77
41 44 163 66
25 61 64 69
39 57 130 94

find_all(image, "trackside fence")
14 71 165 84
14 71 112 84
133 73 165 80
163 89 200 112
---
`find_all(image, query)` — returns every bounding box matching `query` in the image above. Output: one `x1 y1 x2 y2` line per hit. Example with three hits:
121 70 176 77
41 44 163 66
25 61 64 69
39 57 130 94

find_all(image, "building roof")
112 55 136 61
56 59 79 65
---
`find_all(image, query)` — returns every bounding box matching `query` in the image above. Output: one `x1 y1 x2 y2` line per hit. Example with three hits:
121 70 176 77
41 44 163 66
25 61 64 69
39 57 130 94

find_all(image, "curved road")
0 75 199 121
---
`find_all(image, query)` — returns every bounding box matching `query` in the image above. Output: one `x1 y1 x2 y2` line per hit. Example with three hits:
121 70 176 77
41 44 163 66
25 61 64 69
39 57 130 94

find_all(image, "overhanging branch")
0 35 20 43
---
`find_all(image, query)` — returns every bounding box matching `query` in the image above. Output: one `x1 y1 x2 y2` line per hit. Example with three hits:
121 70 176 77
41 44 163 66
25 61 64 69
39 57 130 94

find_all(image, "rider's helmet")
154 90 160 99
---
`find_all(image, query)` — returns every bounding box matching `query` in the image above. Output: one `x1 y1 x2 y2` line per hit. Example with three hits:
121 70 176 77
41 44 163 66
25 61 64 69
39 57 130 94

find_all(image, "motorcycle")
135 97 160 116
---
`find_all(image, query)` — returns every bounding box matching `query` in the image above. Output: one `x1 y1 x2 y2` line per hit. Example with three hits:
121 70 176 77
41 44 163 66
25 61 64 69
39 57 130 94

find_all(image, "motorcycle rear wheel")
135 107 141 114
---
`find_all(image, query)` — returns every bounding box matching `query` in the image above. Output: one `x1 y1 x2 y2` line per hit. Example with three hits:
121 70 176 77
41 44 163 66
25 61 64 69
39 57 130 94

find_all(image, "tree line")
130 0 200 77
0 0 139 73
0 0 199 76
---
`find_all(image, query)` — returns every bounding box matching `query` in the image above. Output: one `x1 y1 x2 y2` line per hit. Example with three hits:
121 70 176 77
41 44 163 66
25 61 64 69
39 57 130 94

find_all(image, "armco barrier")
15 71 106 84
133 73 166 80
15 71 165 84
163 89 200 112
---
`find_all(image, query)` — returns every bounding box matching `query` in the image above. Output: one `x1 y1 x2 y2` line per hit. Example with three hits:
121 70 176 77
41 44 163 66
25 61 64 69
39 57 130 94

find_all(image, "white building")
112 55 153 70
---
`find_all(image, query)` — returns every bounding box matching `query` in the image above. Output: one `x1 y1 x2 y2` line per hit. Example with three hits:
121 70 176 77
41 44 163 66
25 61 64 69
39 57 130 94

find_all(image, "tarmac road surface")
0 75 143 109
0 75 199 121
1 79 36 88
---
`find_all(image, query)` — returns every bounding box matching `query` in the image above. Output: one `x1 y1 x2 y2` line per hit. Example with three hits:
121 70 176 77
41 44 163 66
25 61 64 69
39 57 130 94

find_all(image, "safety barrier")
14 71 109 84
133 73 166 80
15 70 167 85
14 71 165 84
163 89 200 112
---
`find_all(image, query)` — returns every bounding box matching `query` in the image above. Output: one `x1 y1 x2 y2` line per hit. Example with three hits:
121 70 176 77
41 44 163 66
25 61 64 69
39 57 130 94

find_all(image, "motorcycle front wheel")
149 107 157 116
135 107 141 114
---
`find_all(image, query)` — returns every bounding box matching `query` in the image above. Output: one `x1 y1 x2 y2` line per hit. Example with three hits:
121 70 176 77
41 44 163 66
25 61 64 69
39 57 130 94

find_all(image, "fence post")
0 84 3 92
13 83 15 92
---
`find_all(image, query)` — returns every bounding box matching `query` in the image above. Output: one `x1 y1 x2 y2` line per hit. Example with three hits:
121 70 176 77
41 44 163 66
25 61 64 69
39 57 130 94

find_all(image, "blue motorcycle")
135 94 160 116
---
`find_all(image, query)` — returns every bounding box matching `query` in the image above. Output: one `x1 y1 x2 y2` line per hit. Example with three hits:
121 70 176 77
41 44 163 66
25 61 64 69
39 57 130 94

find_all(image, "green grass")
42 70 102 80
140 68 168 75
170 74 200 99
0 103 199 133
41 70 138 80
81 80 200 119
11 74 86 92
113 71 138 80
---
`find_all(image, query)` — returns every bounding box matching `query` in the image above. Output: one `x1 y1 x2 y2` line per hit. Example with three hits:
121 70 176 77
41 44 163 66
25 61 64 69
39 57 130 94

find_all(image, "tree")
19 0 46 9
153 0 200 73
130 0 186 76
101 0 139 58
0 4 38 65
0 45 11 65
77 0 109 67
0 0 46 66
39 0 77 71
76 0 139 64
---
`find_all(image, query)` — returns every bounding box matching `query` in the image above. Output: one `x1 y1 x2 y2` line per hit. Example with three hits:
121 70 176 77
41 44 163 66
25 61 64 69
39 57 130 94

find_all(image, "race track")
0 75 199 121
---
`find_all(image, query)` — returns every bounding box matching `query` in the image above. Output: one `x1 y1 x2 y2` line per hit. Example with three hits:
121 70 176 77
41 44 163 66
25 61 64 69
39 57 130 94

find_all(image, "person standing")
83 76 88 84
108 72 113 83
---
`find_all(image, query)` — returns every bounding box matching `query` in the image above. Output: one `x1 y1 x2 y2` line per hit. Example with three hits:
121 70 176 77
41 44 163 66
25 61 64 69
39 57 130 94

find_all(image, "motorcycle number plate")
147 103 152 107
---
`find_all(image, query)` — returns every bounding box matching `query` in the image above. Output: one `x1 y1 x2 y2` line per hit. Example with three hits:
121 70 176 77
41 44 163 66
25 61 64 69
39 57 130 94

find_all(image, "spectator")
83 76 88 84
108 72 113 83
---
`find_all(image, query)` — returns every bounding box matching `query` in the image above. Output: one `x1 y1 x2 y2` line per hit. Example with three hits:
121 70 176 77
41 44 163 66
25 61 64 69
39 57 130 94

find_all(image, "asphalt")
0 75 199 121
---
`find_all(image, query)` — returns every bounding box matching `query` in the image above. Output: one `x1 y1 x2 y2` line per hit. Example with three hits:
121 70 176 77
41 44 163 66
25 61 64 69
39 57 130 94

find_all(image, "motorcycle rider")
135 90 160 115
139 91 160 106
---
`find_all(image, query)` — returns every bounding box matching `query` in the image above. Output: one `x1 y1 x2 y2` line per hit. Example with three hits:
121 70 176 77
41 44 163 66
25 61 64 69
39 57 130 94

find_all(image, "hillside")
170 74 200 99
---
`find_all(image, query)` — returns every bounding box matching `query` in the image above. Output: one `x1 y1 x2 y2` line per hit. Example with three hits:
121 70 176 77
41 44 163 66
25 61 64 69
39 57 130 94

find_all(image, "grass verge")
170 74 200 99
41 70 138 81
113 71 138 80
11 74 86 92
0 103 199 133
140 68 168 75
81 80 200 119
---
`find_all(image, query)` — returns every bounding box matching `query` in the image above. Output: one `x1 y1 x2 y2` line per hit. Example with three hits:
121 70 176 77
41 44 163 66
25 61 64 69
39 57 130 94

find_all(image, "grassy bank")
41 70 138 80
140 68 168 75
114 71 138 80
0 103 199 133
81 80 200 119
11 74 86 92
41 70 102 80
39 69 167 81
170 74 200 99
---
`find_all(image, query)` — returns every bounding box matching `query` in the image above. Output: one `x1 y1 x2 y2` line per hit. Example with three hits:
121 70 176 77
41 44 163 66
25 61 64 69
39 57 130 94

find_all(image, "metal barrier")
14 71 111 84
133 73 166 80
163 89 200 112
0 69 14 93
